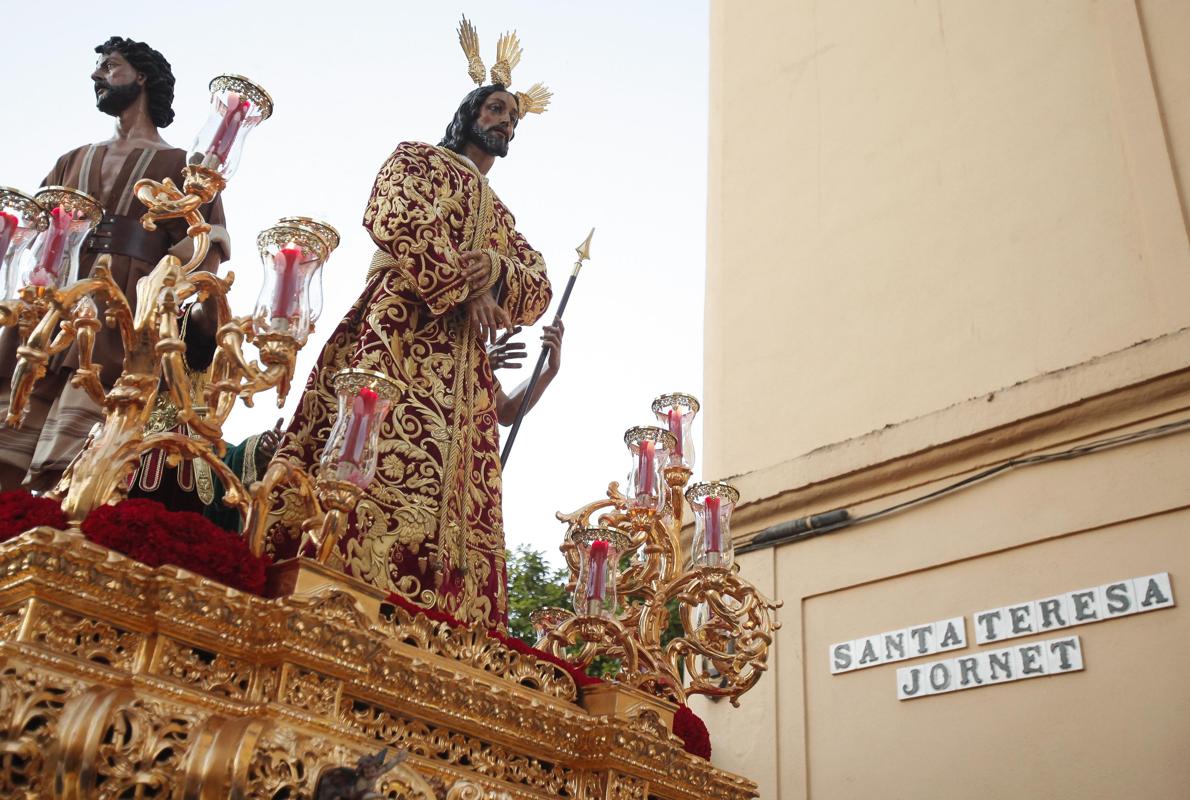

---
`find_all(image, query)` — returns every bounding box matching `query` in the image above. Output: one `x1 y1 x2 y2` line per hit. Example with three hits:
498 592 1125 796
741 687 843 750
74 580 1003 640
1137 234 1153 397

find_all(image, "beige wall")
693 409 1190 798
705 0 1190 481
701 1 1190 797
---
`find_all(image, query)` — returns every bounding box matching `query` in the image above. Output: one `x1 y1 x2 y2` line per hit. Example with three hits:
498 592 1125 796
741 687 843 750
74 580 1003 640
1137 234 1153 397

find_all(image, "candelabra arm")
178 231 211 275
70 312 106 408
140 430 247 515
207 320 299 410
308 478 364 564
134 176 204 224
546 615 639 675
556 482 630 579
42 312 78 358
316 508 350 562
615 528 664 601
134 166 224 275
58 268 130 325
660 568 781 707
6 305 63 428
245 459 323 558
49 371 160 522
153 305 222 454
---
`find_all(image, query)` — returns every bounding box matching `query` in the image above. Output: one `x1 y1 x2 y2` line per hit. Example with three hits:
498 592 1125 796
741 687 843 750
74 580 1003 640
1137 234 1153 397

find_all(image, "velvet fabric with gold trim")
270 142 552 627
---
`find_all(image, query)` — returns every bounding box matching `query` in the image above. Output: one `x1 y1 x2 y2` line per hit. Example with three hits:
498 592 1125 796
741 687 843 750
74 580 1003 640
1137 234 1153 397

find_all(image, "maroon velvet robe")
271 142 552 627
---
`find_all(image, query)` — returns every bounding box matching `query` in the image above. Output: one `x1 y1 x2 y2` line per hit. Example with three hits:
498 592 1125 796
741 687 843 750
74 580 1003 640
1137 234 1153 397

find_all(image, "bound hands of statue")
487 327 526 370
468 294 510 344
459 250 492 293
461 251 510 344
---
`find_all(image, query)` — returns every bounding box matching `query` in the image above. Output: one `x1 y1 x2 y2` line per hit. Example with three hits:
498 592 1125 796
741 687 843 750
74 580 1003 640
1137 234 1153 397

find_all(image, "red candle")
207 92 250 166
637 439 656 497
0 211 19 263
341 386 380 467
667 408 684 459
30 206 73 286
271 244 304 320
586 539 611 603
704 496 723 553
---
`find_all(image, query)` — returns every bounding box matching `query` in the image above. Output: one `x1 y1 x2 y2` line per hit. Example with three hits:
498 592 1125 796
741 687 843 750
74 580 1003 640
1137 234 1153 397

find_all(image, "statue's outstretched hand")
487 327 526 370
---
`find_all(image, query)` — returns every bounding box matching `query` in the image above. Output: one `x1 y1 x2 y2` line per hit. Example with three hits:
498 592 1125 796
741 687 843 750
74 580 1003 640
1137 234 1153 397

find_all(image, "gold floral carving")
281 666 342 717
0 528 759 798
380 599 578 701
28 604 141 671
155 636 254 700
0 665 85 794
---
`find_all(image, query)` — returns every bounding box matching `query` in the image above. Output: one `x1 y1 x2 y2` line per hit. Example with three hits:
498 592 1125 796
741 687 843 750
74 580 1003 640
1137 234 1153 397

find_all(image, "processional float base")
0 527 758 799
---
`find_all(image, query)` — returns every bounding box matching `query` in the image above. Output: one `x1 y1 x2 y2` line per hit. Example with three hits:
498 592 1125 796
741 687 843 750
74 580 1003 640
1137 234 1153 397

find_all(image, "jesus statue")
268 22 554 627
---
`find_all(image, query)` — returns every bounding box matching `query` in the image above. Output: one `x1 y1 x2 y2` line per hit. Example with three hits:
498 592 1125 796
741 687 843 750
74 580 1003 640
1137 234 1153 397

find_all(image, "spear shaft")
499 228 594 468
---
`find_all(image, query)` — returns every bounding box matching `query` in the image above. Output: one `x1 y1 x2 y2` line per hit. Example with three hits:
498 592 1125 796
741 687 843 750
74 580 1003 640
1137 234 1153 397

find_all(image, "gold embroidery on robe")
270 142 551 627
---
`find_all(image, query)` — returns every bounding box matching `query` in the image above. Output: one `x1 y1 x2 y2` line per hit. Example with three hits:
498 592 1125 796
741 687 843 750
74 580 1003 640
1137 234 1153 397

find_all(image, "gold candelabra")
0 76 390 555
538 395 781 707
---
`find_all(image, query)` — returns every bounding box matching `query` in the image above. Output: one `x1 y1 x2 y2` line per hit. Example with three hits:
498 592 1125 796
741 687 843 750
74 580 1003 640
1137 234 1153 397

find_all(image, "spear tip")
575 227 595 263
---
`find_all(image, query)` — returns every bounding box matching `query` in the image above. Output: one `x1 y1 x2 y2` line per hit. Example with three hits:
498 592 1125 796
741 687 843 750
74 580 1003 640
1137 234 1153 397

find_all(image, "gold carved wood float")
0 528 757 799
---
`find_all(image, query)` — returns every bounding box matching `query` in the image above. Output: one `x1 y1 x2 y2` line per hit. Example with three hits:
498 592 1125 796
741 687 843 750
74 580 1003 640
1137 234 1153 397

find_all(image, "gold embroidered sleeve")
493 219 552 327
363 143 471 316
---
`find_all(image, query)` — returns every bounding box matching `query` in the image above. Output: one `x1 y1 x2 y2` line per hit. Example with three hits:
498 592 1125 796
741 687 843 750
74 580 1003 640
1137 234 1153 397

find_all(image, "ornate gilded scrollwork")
547 467 781 708
0 529 760 798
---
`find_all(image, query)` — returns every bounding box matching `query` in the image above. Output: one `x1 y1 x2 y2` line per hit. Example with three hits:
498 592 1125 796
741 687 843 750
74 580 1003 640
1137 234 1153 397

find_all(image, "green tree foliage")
505 545 689 684
505 545 570 645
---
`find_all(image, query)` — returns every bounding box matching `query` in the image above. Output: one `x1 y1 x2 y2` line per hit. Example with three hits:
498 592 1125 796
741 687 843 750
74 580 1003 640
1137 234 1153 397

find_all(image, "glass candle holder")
571 527 632 619
26 187 103 290
319 368 403 489
0 187 47 300
529 606 573 647
187 74 274 180
275 216 340 324
252 220 337 344
651 392 700 470
624 426 677 515
685 481 741 570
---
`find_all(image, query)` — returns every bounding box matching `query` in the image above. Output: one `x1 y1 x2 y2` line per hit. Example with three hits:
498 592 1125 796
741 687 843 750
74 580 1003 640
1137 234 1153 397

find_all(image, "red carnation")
0 490 68 542
673 704 712 759
81 498 270 595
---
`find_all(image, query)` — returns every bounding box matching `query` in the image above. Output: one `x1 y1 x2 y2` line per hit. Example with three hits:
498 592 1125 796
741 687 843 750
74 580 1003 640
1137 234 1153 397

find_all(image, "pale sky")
2 1 709 566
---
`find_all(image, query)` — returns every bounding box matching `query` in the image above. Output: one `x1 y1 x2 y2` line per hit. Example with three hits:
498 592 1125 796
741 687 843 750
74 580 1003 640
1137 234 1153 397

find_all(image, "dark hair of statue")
438 85 520 153
94 36 176 128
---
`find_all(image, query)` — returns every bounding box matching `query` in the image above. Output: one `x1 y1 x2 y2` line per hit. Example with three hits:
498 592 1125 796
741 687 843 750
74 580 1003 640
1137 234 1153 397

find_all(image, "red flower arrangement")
673 704 712 759
385 592 603 688
0 490 69 542
81 498 270 595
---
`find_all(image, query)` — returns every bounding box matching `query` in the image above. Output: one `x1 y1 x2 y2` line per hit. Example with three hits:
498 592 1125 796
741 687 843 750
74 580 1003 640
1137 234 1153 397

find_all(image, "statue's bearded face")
468 90 519 158
91 50 142 116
